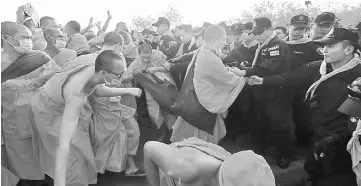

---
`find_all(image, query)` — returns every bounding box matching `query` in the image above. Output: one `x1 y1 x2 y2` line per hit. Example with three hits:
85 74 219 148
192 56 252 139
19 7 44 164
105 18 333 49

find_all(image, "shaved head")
66 21 81 33
104 31 124 46
95 50 126 73
40 16 57 29
43 28 63 37
1 21 30 37
116 22 128 32
203 25 226 43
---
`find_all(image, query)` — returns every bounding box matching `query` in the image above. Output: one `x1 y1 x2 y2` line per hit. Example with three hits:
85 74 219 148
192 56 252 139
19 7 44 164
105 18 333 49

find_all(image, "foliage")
132 6 183 31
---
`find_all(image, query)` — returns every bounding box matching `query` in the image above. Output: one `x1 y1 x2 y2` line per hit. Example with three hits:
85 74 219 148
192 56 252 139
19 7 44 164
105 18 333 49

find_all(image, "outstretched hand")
129 88 142 97
88 17 94 28
248 76 263 86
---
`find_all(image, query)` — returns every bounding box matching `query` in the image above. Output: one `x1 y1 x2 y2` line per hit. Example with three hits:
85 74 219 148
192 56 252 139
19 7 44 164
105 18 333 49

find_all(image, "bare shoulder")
62 66 93 101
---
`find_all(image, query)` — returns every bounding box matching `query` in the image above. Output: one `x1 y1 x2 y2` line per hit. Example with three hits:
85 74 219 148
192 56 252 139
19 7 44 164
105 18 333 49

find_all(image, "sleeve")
245 44 289 77
222 47 244 64
309 44 324 62
170 60 191 74
262 61 319 87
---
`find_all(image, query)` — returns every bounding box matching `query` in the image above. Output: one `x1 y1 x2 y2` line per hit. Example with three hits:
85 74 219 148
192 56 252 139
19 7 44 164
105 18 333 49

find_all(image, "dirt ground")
91 124 309 186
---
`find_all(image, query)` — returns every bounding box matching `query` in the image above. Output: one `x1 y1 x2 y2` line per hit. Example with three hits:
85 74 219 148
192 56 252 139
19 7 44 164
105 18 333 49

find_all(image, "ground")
91 124 310 186
22 122 309 186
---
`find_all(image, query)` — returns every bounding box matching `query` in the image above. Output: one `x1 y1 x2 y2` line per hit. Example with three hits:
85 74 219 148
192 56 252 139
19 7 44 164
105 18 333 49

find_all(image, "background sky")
1 0 360 31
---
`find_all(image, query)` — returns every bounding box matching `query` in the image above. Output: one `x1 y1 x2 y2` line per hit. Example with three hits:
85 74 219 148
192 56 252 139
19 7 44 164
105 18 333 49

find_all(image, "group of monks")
2 3 361 186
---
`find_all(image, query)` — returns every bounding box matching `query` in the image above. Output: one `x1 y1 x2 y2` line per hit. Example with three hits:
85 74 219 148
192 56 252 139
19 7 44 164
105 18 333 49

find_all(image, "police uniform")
286 14 325 145
263 28 361 185
244 17 295 168
152 17 176 59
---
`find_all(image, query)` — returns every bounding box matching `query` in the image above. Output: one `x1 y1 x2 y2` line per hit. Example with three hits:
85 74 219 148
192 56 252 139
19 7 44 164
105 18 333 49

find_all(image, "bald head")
66 21 81 33
40 16 57 29
104 31 124 46
203 25 226 43
95 50 126 73
1 21 30 37
116 22 128 32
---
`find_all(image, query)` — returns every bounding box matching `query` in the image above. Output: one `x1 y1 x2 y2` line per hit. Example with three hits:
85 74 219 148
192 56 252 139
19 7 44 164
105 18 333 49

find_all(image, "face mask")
55 39 67 49
2 35 33 54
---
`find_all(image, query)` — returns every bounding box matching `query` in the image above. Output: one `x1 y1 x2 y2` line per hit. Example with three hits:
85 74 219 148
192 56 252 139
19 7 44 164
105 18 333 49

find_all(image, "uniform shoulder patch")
268 45 279 51
269 50 280 56
159 40 164 46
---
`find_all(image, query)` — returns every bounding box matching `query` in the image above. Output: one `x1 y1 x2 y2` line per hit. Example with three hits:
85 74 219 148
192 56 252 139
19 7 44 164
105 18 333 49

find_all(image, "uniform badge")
270 50 280 56
159 40 164 46
299 15 304 20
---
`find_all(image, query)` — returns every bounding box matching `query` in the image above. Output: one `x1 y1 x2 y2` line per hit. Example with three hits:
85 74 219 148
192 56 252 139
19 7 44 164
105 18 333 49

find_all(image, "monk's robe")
170 48 245 144
30 59 98 186
89 82 140 173
2 136 20 186
66 33 90 55
89 81 139 173
1 55 59 180
52 48 77 67
127 50 177 129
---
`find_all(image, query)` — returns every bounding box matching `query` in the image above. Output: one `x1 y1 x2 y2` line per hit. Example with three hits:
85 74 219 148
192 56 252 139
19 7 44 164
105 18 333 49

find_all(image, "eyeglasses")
109 71 124 79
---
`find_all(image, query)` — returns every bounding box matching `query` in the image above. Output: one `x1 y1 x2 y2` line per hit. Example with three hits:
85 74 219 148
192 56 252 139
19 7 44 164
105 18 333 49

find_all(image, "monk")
43 28 77 67
1 21 59 182
157 25 245 144
30 50 142 186
122 43 178 142
144 137 275 186
87 31 143 176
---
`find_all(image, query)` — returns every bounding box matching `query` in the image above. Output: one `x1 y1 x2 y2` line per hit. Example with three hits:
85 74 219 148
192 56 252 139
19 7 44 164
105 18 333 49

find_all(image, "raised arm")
54 93 84 186
93 84 141 97
80 17 94 35
101 11 112 33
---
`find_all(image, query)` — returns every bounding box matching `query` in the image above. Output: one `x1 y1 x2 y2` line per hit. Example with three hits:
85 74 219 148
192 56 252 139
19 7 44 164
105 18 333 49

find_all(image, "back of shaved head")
43 28 62 36
1 21 29 37
203 25 226 43
40 16 56 27
104 31 124 46
66 21 81 33
95 50 125 72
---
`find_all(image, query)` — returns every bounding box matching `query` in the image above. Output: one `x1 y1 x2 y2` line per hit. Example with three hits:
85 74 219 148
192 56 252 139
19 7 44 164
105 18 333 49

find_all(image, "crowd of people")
1 3 361 186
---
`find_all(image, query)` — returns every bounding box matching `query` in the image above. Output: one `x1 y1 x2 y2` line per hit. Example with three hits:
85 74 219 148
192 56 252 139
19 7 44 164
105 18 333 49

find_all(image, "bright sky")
0 0 359 31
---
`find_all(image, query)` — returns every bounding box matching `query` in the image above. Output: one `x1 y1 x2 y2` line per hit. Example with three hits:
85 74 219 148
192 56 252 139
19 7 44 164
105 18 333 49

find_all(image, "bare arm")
101 11 112 33
88 34 105 47
54 93 84 186
93 84 141 97
80 17 94 35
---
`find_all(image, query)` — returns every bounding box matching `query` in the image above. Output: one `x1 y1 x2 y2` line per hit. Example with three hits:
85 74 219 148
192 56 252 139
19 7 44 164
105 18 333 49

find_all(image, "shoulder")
60 48 77 56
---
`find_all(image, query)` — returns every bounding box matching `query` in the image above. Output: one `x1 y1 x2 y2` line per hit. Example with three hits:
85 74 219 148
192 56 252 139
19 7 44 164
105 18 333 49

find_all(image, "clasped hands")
226 66 263 86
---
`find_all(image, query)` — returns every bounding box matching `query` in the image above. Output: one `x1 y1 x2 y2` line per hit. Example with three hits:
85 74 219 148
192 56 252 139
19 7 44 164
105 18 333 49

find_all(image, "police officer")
229 17 294 169
152 17 175 59
286 14 324 146
248 28 361 185
310 12 335 41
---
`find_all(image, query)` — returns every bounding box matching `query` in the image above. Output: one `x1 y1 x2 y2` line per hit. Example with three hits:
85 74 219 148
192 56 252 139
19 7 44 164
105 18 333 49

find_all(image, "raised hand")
107 10 112 19
96 21 102 29
248 76 263 86
88 17 94 28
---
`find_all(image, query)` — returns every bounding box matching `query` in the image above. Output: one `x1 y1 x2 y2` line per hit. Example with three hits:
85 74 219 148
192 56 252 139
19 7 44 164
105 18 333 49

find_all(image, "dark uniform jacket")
158 30 175 59
286 38 324 100
223 42 258 65
263 60 361 142
245 36 291 100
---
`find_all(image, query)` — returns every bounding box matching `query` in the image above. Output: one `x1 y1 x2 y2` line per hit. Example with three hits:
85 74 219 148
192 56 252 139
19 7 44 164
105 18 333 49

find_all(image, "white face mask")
55 39 67 49
2 35 33 54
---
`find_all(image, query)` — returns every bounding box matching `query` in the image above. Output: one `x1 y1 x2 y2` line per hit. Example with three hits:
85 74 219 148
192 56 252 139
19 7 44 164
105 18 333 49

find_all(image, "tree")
132 6 183 31
158 6 183 27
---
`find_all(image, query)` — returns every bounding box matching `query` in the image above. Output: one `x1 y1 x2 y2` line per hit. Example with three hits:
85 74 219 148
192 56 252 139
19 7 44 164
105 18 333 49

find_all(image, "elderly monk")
170 25 246 144
144 137 275 186
86 31 143 176
30 49 141 186
1 22 59 181
43 28 77 67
